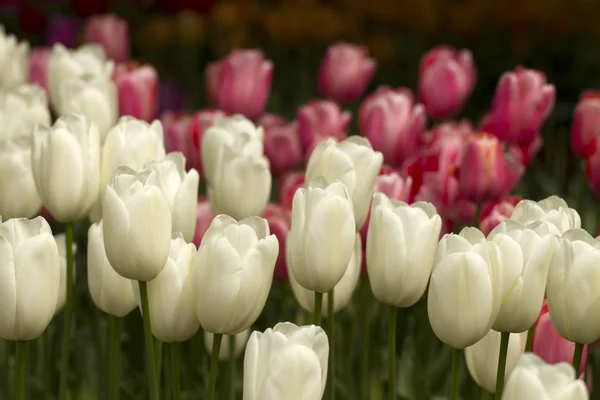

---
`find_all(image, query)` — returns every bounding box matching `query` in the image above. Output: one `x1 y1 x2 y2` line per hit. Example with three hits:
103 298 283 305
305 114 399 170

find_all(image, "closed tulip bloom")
0 26 29 90
465 330 527 393
367 193 442 307
113 62 158 122
243 323 329 400
547 229 600 344
0 83 51 141
32 114 101 222
83 14 130 62
54 233 77 314
133 234 200 342
571 91 600 157
502 353 588 400
288 233 361 316
296 99 351 152
144 153 199 242
0 139 42 219
428 227 502 349
205 329 250 361
262 119 303 174
287 180 356 294
102 167 172 281
510 196 581 236
317 42 377 103
28 47 52 93
194 215 278 334
306 137 383 230
0 217 60 340
87 221 137 317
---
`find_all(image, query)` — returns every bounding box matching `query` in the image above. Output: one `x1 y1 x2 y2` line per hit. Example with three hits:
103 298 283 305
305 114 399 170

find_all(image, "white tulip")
0 217 60 340
510 196 581 236
547 229 600 344
0 84 50 142
54 233 77 314
287 179 356 294
366 193 442 308
0 26 29 90
488 220 557 332
102 167 172 281
305 137 383 230
133 234 199 342
465 330 528 393
0 139 42 219
243 323 329 400
502 353 588 400
195 214 278 334
87 221 137 317
288 233 361 317
205 329 250 361
31 114 101 222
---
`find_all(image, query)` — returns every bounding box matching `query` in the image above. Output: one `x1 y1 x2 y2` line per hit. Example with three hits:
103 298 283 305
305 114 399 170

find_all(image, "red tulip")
572 91 600 157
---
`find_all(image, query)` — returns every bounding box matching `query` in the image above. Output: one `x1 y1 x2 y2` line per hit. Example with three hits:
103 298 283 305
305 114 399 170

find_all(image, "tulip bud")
465 330 527 393
87 221 137 317
306 137 384 230
243 323 329 400
263 204 291 281
0 217 60 341
261 117 303 174
479 196 521 236
359 86 426 166
502 353 588 400
367 193 442 307
417 46 475 119
102 167 172 281
32 114 101 222
509 196 581 236
0 26 29 90
144 153 199 242
54 233 77 314
83 14 130 62
194 215 278 334
205 49 273 118
287 180 356 294
0 83 51 141
296 99 351 152
277 171 305 210
113 62 158 123
28 47 52 93
192 197 214 249
572 91 600 157
317 42 376 103
205 330 250 361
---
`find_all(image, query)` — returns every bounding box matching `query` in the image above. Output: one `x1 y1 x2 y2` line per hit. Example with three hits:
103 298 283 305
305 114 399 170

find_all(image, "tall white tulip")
0 139 42 218
510 196 581 236
465 330 527 393
366 193 442 308
243 323 329 400
305 137 383 230
0 26 29 90
0 84 50 142
547 229 600 344
0 216 60 340
488 220 556 333
133 234 199 342
31 114 101 222
288 233 362 316
287 179 356 294
205 329 250 361
502 353 588 400
87 221 137 317
54 233 77 314
427 227 502 349
194 214 278 334
102 167 172 281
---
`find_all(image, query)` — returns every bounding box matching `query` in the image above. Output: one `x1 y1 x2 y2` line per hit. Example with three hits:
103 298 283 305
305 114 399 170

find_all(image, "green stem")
450 348 461 400
327 289 335 400
360 282 371 400
573 342 585 376
313 292 324 326
15 341 26 400
139 281 159 400
228 335 236 400
171 342 181 400
43 329 52 395
207 334 223 400
59 222 75 400
525 324 535 352
155 339 163 392
108 316 123 400
163 343 171 400
481 388 492 400
388 306 398 400
495 332 510 398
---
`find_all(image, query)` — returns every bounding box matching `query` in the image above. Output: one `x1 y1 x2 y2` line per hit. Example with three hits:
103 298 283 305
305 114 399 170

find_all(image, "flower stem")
171 342 181 400
139 281 159 400
327 289 335 400
525 324 535 352
313 292 324 326
208 334 223 400
450 348 461 400
15 341 26 400
481 388 492 400
228 335 236 400
360 282 371 400
163 343 171 400
59 222 75 400
495 332 510 398
388 306 398 400
573 342 585 376
108 316 123 400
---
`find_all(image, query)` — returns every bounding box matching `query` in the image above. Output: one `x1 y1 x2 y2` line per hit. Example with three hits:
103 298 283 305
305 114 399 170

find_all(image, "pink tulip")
262 203 291 281
478 196 521 236
296 99 351 152
113 62 159 122
28 47 51 93
277 171 305 210
205 49 273 119
359 86 427 167
572 91 600 157
317 42 377 103
585 137 600 197
483 66 556 144
192 197 215 248
83 14 129 62
418 46 476 119
259 114 303 174
506 133 543 166
187 109 226 177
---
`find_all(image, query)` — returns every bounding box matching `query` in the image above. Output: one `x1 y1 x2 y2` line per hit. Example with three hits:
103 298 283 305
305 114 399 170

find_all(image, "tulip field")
3 3 600 400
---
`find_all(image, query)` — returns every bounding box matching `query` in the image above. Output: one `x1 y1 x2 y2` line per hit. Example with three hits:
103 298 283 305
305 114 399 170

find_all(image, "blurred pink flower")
259 114 303 174
113 62 158 122
478 196 521 236
572 91 600 157
296 99 350 154
277 171 305 210
28 47 52 93
83 14 130 62
262 203 291 281
192 197 215 248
